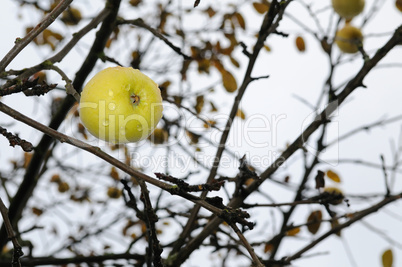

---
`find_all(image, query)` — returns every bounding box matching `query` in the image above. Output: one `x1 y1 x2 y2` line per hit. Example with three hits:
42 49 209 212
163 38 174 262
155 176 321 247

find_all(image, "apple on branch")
331 0 365 19
335 24 363 54
79 66 163 144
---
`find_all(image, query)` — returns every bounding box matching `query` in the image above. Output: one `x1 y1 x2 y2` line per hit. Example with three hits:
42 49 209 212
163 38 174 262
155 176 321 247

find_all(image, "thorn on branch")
273 30 289 38
155 173 225 193
0 126 34 152
239 42 252 58
250 75 270 82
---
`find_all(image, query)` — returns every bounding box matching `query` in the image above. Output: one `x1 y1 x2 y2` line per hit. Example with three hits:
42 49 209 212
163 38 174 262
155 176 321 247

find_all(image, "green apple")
335 24 363 54
79 66 163 143
331 0 365 19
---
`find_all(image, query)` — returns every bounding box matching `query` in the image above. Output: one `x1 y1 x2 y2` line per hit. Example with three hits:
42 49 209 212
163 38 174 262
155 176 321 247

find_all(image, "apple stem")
131 94 140 105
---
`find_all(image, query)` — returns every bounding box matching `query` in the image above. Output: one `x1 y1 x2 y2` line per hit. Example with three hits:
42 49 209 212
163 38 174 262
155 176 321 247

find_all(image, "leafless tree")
0 0 401 266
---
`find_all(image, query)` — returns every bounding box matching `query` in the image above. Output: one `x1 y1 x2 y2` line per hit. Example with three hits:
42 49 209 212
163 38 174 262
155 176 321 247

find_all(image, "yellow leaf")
395 0 402 12
195 95 204 114
110 167 120 181
326 170 341 183
129 0 142 6
173 95 183 106
323 187 344 205
382 249 393 267
330 218 341 237
23 152 33 168
148 128 168 144
32 207 43 216
61 7 82 26
205 6 216 17
264 243 273 253
107 187 122 199
58 182 70 193
186 131 200 144
50 174 61 183
253 2 269 14
264 44 271 52
230 56 240 68
286 227 300 236
203 120 216 129
222 70 237 93
234 12 246 29
295 36 306 52
236 109 246 120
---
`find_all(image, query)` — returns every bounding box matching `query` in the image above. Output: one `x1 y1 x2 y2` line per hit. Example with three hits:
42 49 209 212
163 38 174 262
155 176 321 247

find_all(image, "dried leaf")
205 6 216 17
264 44 271 52
50 174 61 183
34 29 63 50
123 220 136 236
330 218 341 237
61 7 82 26
107 187 122 199
78 122 87 140
315 170 325 189
58 182 70 193
307 210 322 235
323 187 344 205
32 207 44 216
195 95 204 114
382 249 393 267
396 0 402 12
326 170 341 183
221 70 237 93
173 95 183 105
295 36 306 52
253 2 269 14
129 0 142 6
234 12 246 29
210 101 218 112
110 166 120 181
286 227 300 236
186 131 200 144
264 243 274 253
203 120 216 129
230 56 240 68
148 128 168 144
30 71 47 84
236 109 246 120
23 152 33 168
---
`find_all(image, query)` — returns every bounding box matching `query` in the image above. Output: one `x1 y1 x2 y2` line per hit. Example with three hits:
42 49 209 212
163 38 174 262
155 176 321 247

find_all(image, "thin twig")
0 197 23 267
283 194 402 264
0 101 241 222
45 64 80 102
380 155 390 196
0 0 73 72
230 223 263 267
0 126 33 152
118 18 191 60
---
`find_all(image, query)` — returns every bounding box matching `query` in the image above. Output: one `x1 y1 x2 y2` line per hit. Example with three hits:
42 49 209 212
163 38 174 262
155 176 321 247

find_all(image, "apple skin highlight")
79 66 163 143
